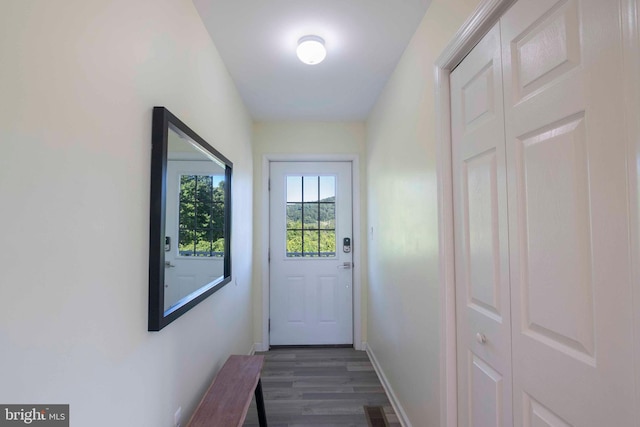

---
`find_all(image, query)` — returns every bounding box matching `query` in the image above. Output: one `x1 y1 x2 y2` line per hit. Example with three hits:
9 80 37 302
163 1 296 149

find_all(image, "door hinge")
268 248 270 263
268 318 271 332
268 178 271 191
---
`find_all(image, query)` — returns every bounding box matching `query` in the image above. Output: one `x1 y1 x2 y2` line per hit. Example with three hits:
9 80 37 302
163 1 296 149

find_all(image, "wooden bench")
186 355 268 427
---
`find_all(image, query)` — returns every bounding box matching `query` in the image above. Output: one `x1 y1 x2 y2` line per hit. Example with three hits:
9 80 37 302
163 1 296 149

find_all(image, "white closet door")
451 23 513 427
501 0 635 425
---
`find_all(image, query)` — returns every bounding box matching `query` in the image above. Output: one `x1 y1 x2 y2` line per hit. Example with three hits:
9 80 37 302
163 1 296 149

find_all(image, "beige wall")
0 1 254 426
252 122 367 348
365 0 480 425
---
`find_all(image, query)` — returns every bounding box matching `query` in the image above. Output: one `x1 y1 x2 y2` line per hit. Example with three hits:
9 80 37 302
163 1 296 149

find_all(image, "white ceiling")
192 0 432 121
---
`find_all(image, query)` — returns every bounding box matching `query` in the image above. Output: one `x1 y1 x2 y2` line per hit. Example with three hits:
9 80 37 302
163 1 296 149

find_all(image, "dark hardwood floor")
243 347 401 427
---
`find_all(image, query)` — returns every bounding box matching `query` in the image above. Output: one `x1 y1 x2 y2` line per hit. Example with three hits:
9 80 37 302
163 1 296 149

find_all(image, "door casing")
259 154 363 352
434 0 640 426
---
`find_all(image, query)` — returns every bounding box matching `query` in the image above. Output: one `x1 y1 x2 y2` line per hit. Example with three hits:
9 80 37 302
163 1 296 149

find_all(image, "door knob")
337 262 352 269
165 261 176 268
476 333 487 344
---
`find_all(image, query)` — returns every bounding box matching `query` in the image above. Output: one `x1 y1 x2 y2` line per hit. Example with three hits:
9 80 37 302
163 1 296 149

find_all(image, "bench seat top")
187 355 265 427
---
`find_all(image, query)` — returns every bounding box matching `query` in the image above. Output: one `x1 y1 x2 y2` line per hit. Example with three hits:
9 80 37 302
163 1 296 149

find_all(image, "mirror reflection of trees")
178 175 225 256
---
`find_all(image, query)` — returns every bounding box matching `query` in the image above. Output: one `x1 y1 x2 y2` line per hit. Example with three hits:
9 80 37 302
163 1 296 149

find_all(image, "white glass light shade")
296 35 326 65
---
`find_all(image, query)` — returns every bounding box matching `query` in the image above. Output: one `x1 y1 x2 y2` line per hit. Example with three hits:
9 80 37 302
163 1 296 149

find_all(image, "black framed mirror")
149 107 232 331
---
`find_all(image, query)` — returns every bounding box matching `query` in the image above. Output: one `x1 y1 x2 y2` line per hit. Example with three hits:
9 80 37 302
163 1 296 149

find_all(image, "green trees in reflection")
178 175 225 256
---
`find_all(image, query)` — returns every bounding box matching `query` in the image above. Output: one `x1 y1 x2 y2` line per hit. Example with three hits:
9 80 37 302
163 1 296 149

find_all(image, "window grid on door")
286 175 336 257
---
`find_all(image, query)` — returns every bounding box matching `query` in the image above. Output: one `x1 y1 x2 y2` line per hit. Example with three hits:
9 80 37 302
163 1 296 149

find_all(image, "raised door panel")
286 276 305 323
469 353 504 427
318 275 339 323
523 394 572 427
463 62 496 131
511 0 580 101
465 149 502 320
516 113 595 363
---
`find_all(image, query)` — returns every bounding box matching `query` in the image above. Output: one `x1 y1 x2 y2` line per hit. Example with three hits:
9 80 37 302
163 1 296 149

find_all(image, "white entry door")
502 0 635 425
451 22 513 427
269 161 353 345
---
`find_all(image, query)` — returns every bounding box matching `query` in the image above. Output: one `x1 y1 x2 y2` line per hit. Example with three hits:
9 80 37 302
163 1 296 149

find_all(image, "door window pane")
303 231 319 256
286 175 336 257
319 230 336 256
319 203 335 229
286 230 302 257
303 176 319 201
286 176 302 202
319 176 335 199
303 202 320 229
286 203 302 228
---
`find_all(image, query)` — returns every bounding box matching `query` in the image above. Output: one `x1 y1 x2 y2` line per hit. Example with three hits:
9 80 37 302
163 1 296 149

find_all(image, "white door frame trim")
435 1 640 426
260 154 363 351
622 0 640 420
434 2 517 427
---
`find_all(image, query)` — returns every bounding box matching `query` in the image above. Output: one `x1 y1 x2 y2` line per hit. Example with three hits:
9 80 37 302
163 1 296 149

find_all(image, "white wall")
251 122 367 348
365 0 480 424
0 1 254 426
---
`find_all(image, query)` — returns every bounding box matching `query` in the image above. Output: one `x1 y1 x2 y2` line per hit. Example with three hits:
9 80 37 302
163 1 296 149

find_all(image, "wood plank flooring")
243 348 401 427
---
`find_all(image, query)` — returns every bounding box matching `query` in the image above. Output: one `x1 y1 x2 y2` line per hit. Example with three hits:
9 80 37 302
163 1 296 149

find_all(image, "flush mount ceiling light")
296 35 326 65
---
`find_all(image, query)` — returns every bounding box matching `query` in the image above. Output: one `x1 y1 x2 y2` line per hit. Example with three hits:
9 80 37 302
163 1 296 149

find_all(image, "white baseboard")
248 343 256 355
253 342 269 352
366 344 412 427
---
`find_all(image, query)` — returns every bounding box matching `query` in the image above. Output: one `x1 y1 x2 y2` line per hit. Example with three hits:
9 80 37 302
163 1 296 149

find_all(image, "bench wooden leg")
254 378 268 427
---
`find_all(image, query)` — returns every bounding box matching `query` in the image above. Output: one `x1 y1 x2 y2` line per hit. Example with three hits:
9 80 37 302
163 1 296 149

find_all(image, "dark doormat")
364 406 389 427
